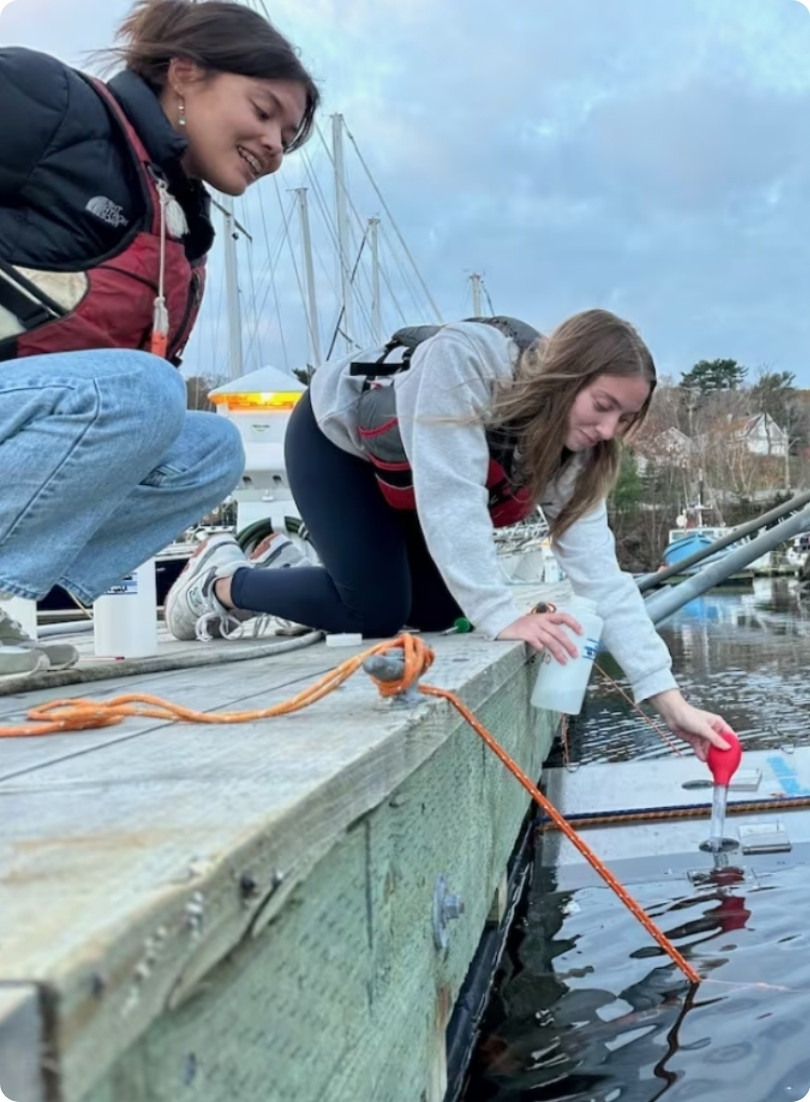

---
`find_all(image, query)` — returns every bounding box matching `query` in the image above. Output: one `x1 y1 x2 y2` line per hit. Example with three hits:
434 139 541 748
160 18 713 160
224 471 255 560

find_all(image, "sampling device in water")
702 731 743 853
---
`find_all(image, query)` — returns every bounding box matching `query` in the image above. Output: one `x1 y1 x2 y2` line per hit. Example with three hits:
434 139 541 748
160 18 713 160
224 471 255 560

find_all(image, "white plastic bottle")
93 559 157 658
530 595 603 715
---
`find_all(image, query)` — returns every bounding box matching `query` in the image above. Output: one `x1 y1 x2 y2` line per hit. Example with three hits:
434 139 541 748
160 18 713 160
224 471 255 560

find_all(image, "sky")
3 0 810 386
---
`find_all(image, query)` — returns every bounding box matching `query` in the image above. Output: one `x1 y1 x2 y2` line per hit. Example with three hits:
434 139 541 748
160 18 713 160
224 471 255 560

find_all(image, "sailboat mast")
222 196 243 380
332 113 355 353
368 216 382 344
470 272 483 316
294 187 323 368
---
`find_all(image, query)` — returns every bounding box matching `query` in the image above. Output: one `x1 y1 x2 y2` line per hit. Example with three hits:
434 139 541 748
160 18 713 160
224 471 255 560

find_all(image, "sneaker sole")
36 644 79 670
165 536 244 641
0 651 50 678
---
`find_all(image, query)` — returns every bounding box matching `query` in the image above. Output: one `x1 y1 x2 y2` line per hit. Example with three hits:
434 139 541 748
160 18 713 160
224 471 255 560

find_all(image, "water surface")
462 578 810 1101
566 578 810 764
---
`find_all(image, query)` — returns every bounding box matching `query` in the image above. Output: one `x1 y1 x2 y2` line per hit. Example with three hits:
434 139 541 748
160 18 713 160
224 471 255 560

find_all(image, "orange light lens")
211 391 302 412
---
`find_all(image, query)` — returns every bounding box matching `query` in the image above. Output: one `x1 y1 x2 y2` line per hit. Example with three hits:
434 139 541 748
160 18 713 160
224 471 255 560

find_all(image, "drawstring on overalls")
150 177 170 359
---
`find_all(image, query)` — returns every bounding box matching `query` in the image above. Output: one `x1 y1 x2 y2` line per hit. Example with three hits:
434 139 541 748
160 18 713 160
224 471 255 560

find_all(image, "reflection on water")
462 578 810 1101
463 863 810 1101
564 578 810 764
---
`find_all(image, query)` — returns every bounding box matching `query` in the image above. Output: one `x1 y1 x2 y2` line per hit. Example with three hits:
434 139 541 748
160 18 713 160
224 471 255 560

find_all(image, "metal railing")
641 489 810 625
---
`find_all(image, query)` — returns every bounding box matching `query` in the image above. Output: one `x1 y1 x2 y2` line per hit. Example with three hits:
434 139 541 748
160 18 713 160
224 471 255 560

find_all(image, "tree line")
608 358 810 570
183 363 808 573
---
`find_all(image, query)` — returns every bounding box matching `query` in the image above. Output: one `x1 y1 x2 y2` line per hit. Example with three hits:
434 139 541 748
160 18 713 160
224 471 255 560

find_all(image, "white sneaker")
248 532 307 569
0 644 50 678
164 534 253 642
0 606 77 670
247 532 310 636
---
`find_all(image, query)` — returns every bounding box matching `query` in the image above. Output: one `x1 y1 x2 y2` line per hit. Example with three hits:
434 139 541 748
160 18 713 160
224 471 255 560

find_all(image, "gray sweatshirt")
309 321 677 702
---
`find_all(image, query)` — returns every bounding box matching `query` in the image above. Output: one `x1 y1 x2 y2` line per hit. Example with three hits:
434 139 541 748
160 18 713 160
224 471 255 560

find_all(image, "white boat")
495 514 566 586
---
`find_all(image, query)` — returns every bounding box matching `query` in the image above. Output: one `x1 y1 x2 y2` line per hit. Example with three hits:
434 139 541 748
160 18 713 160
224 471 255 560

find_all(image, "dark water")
567 577 810 764
462 578 810 1102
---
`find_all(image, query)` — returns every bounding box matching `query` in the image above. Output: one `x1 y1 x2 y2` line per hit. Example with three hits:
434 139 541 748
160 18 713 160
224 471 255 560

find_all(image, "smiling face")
163 65 307 195
564 373 651 451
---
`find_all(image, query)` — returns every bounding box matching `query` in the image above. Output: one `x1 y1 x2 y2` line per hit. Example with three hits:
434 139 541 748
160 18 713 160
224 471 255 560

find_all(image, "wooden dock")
0 601 562 1102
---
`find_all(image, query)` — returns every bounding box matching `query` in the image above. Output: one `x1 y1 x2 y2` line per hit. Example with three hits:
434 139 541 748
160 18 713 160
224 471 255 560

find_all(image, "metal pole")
644 502 810 625
785 433 791 492
470 272 482 316
294 188 322 368
222 197 243 380
325 234 367 361
637 486 810 592
368 216 382 344
332 113 355 352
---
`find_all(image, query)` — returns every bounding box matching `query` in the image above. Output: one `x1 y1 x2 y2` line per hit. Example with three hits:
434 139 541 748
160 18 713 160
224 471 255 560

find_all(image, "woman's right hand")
497 609 582 662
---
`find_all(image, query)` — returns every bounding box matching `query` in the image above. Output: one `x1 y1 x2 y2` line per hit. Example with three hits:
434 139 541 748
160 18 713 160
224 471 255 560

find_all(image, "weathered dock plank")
0 986 46 1102
0 638 333 778
0 623 559 1102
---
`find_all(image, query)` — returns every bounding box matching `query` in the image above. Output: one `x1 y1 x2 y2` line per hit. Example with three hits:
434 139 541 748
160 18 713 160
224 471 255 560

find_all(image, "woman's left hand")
647 689 733 762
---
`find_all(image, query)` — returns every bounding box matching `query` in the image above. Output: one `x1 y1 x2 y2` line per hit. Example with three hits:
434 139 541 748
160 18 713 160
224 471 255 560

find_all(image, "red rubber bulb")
706 730 742 786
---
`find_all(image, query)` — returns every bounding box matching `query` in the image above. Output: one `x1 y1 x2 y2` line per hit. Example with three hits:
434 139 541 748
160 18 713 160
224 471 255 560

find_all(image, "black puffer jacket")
0 46 214 269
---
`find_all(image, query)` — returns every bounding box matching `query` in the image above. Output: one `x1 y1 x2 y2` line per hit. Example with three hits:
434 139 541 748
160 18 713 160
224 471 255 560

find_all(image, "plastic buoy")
707 730 742 786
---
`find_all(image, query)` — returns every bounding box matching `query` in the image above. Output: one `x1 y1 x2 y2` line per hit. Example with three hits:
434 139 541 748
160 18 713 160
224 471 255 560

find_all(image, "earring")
178 98 186 127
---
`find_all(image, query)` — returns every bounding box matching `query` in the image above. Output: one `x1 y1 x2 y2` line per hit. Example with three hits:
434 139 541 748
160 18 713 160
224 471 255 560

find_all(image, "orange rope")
594 660 683 756
0 633 698 983
560 714 571 768
0 634 432 737
419 680 699 983
538 796 810 831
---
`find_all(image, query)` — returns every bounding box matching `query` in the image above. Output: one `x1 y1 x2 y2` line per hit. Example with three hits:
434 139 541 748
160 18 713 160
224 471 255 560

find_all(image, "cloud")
5 0 810 385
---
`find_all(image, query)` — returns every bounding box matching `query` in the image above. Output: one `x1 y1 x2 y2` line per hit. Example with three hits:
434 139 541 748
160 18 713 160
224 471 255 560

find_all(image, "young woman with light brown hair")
166 309 733 758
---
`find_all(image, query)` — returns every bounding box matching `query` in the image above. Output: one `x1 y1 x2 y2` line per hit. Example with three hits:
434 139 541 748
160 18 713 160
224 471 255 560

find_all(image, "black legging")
230 390 462 636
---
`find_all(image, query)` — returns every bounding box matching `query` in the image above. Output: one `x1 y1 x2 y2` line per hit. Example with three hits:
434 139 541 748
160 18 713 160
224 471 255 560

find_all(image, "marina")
3 3 810 1098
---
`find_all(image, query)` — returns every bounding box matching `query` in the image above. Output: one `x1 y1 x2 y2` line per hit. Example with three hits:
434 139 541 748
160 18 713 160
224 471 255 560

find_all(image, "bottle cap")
706 730 742 786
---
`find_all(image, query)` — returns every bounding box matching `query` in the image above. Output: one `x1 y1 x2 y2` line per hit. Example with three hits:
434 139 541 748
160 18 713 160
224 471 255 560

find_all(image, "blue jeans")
0 349 244 602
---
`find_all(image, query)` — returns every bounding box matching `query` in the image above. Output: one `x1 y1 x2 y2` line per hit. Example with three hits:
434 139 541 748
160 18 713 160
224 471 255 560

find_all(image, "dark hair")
105 0 319 151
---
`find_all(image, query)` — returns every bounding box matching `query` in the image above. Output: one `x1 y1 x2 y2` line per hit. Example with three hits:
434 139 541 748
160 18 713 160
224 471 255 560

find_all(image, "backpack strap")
348 315 541 380
463 315 541 351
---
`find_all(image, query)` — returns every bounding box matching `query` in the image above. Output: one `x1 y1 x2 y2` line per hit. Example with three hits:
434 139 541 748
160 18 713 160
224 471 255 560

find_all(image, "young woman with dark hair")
0 0 319 675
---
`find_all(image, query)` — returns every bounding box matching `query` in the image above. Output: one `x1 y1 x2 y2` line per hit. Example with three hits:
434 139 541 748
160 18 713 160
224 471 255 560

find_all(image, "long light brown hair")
489 309 656 537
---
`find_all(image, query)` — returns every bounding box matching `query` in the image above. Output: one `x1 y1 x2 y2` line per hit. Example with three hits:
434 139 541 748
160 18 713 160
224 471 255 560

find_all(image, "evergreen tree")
680 358 747 392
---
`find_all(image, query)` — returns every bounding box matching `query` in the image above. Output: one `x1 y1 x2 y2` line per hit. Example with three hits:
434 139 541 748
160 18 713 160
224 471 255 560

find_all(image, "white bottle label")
581 636 600 661
105 574 138 597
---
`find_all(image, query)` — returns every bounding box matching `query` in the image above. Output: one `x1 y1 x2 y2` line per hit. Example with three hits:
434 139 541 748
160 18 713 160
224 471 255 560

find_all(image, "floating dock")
541 747 810 890
0 589 563 1102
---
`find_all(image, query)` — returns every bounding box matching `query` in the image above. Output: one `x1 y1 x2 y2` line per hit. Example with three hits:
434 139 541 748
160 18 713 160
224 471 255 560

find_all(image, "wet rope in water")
594 660 684 755
0 632 699 982
537 796 810 831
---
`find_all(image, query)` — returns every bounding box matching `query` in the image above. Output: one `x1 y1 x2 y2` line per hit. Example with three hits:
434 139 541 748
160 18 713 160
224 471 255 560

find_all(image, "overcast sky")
3 0 810 387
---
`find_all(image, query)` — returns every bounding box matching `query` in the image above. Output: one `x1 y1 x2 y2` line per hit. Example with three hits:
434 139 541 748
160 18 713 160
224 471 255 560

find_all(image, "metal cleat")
362 654 423 707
